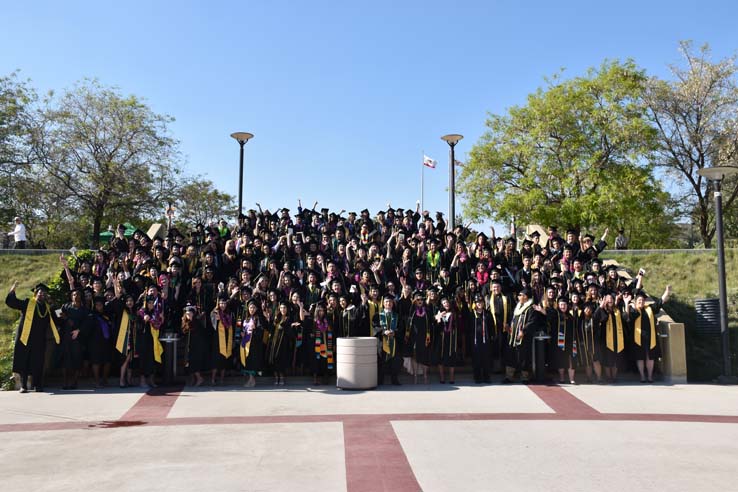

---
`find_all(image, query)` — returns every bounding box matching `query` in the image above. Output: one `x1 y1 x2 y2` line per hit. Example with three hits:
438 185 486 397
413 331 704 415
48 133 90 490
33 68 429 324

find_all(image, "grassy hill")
1 251 736 386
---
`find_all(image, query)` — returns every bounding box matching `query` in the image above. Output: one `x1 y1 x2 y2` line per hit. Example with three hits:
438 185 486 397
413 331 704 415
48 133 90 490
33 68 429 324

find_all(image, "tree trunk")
92 214 102 249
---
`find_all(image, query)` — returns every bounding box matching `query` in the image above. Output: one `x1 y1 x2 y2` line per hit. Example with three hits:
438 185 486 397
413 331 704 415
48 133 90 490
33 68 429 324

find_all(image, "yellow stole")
368 301 380 333
20 299 60 346
634 306 656 350
605 309 624 353
151 323 164 363
116 310 130 353
489 294 508 334
218 320 234 358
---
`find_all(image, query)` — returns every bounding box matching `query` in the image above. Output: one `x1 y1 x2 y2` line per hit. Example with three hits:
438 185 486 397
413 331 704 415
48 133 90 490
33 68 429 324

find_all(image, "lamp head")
230 132 254 144
441 134 463 146
698 166 738 182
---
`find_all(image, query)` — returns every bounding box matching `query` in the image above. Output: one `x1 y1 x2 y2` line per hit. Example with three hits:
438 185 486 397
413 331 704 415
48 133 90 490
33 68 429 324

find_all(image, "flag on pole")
423 155 437 169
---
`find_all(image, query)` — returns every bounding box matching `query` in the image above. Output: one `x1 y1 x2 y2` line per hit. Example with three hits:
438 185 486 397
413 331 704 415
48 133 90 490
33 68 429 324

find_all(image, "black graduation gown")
503 302 540 371
267 319 294 372
184 315 211 373
88 309 114 365
406 309 434 366
625 300 663 360
59 303 89 370
594 306 627 367
6 292 60 386
468 310 493 375
436 312 461 367
489 293 512 362
547 310 576 370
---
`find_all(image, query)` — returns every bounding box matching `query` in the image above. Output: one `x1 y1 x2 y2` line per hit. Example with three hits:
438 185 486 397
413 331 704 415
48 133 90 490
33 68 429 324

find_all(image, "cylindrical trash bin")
336 337 378 390
533 334 550 382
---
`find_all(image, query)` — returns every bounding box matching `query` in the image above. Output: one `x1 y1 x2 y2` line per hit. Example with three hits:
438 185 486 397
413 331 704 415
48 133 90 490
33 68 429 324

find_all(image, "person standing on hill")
6 282 60 392
7 217 27 249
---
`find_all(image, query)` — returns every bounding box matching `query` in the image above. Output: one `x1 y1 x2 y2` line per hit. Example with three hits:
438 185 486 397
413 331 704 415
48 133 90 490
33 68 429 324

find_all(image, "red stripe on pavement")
343 417 421 492
527 385 600 416
119 385 183 421
2 412 738 433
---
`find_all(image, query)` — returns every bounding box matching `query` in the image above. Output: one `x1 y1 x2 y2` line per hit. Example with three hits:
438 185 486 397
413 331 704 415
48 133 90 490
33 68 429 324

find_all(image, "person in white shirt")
8 217 27 249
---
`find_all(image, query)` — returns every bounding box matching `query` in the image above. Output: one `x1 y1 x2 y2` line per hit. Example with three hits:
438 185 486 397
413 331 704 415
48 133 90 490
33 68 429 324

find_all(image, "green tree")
28 79 182 247
646 41 738 247
175 177 236 226
0 72 35 224
458 60 673 244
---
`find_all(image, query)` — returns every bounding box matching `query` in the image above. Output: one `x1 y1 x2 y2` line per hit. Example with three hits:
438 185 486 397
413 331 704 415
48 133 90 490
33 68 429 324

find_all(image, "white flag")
423 155 437 169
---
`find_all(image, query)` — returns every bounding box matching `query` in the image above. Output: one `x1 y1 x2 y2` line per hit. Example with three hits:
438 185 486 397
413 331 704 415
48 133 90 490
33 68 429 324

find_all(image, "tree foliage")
175 177 236 226
458 60 674 245
28 79 183 247
646 41 738 247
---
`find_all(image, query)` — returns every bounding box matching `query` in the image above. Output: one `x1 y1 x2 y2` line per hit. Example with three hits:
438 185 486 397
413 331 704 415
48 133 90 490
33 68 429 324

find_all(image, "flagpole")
421 150 424 212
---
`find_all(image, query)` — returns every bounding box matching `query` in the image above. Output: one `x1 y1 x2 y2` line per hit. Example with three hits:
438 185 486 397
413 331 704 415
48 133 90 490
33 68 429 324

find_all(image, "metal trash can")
532 333 550 382
160 333 180 384
336 337 377 390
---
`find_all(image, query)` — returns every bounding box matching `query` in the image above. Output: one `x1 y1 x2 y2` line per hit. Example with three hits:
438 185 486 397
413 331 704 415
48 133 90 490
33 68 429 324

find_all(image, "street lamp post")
230 132 254 220
441 134 463 231
698 165 738 382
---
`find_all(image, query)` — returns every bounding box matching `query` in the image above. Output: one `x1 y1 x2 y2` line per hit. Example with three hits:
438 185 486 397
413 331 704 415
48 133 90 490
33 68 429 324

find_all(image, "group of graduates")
6 202 672 393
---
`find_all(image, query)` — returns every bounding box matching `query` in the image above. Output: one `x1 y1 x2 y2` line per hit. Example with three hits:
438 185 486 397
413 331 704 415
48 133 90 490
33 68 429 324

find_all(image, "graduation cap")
634 290 649 299
321 207 330 215
583 234 595 241
605 264 618 272
32 283 50 293
529 231 541 238
382 294 395 302
386 207 395 214
522 239 533 247
93 295 106 305
566 228 577 236
183 303 198 314
519 287 533 298
412 290 425 300
396 208 404 215
216 292 229 302
505 236 516 244
435 211 444 218
360 208 369 215
281 208 290 215
477 232 488 240
556 296 569 304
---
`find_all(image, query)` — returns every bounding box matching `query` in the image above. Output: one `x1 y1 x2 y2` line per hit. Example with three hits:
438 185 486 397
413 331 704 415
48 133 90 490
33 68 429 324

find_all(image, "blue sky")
2 0 736 230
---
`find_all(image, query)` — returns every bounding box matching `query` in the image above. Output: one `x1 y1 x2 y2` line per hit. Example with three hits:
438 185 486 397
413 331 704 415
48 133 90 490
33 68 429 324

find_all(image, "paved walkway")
1 381 737 491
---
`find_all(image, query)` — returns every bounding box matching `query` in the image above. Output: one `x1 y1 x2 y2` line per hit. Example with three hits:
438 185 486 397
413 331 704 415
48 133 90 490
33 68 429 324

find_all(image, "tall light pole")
441 134 463 231
230 132 254 220
698 165 738 382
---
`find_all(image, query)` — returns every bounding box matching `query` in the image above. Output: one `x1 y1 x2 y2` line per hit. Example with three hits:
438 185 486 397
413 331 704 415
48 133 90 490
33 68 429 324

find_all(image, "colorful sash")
20 298 60 346
240 319 254 366
605 309 624 353
379 311 397 357
557 311 566 350
151 324 164 363
634 306 657 350
116 310 130 354
218 320 234 358
490 294 508 336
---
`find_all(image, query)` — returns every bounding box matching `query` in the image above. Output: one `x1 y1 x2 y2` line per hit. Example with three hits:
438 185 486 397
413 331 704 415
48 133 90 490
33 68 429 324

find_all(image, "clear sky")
1 0 736 230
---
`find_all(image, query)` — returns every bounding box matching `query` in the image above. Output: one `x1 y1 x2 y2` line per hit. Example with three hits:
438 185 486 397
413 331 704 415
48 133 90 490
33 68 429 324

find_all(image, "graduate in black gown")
405 291 434 384
503 288 540 383
267 301 295 385
376 295 401 385
624 285 672 383
548 297 577 384
210 293 235 386
487 279 512 371
469 293 493 383
59 288 89 389
593 291 626 383
6 282 60 392
435 296 460 384
182 303 209 386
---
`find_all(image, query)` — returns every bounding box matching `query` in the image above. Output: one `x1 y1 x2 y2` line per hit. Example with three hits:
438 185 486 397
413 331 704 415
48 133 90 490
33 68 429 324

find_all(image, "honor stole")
605 309 625 353
20 299 60 346
634 306 657 350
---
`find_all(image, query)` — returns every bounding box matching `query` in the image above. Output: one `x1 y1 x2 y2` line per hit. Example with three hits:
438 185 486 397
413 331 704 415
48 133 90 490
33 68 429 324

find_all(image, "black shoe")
34 387 44 393
391 379 401 386
502 378 512 384
449 381 455 385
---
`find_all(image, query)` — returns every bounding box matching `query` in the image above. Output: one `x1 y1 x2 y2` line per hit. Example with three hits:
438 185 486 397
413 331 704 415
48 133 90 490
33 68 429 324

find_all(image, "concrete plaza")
1 381 737 492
